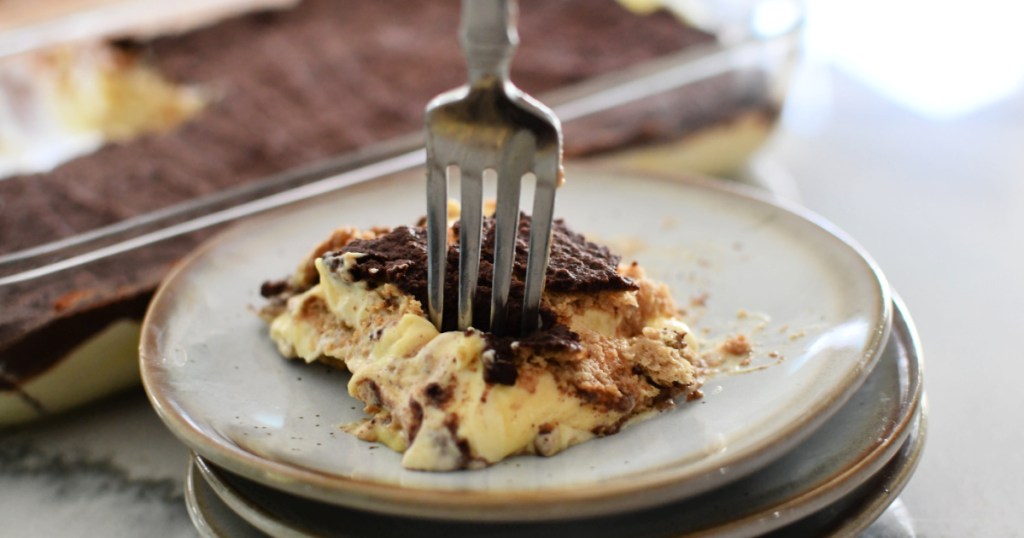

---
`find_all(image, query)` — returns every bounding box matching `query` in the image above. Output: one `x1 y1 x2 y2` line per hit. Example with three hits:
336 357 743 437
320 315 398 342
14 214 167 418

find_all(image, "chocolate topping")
483 325 582 385
332 215 624 386
336 214 634 335
482 352 520 386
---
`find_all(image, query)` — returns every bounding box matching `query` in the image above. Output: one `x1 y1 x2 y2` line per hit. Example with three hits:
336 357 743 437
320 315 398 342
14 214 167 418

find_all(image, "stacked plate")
141 167 925 537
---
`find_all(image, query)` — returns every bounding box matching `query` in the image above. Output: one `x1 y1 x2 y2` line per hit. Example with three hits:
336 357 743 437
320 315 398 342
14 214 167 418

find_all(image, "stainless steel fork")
424 0 562 335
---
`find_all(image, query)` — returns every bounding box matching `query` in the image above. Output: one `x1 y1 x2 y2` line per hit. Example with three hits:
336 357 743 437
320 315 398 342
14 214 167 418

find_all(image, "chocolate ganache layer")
320 214 634 335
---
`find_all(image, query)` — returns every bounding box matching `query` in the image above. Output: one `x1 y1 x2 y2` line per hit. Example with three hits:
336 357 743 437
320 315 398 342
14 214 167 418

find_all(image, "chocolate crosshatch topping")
335 214 635 334
329 214 628 385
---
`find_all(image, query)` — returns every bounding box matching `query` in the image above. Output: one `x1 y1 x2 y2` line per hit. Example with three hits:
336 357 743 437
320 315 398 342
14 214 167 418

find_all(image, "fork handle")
460 0 518 85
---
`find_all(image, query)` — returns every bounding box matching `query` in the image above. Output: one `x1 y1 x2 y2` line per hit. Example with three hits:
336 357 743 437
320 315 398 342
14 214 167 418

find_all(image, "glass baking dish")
0 0 803 425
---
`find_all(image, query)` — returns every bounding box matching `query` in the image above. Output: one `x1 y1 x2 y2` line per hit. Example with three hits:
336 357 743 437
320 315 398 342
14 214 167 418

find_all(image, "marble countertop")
1 391 194 536
4 5 1023 536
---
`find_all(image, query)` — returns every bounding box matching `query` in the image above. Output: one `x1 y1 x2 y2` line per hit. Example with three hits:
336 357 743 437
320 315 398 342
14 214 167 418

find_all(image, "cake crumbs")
721 334 752 356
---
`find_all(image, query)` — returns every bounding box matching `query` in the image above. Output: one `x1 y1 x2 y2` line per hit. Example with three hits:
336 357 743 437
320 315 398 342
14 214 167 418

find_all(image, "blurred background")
770 1 1023 535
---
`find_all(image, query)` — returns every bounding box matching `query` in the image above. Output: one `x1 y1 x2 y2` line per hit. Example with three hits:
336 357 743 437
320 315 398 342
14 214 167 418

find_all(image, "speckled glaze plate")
142 166 891 521
185 297 921 537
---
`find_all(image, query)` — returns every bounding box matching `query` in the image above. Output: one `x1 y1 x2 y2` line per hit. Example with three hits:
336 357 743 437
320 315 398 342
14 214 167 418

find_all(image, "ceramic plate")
771 404 927 537
189 416 926 538
186 421 926 538
142 166 891 520
184 459 264 538
186 297 920 537
184 422 926 538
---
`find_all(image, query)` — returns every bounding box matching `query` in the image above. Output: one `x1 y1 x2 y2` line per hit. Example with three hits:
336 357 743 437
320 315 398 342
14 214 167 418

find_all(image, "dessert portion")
260 213 700 470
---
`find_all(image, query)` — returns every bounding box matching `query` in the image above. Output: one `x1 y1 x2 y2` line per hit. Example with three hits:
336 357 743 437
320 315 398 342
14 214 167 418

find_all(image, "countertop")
774 76 1024 535
3 5 1023 536
768 4 1024 534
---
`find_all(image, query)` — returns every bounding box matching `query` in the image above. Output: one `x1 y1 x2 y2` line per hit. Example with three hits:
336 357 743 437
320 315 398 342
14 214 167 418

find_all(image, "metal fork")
425 0 562 335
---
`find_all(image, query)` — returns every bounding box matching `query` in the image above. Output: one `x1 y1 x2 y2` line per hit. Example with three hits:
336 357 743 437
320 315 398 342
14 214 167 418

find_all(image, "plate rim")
822 400 928 537
188 296 922 537
183 416 927 538
687 294 922 536
141 167 893 521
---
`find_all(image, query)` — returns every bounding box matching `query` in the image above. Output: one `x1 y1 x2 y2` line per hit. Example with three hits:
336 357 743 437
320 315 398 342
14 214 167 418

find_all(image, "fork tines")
425 0 562 336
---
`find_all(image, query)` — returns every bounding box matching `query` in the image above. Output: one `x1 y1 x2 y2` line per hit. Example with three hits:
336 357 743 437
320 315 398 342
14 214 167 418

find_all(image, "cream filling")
0 44 204 179
598 110 774 178
270 254 695 471
0 319 141 427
